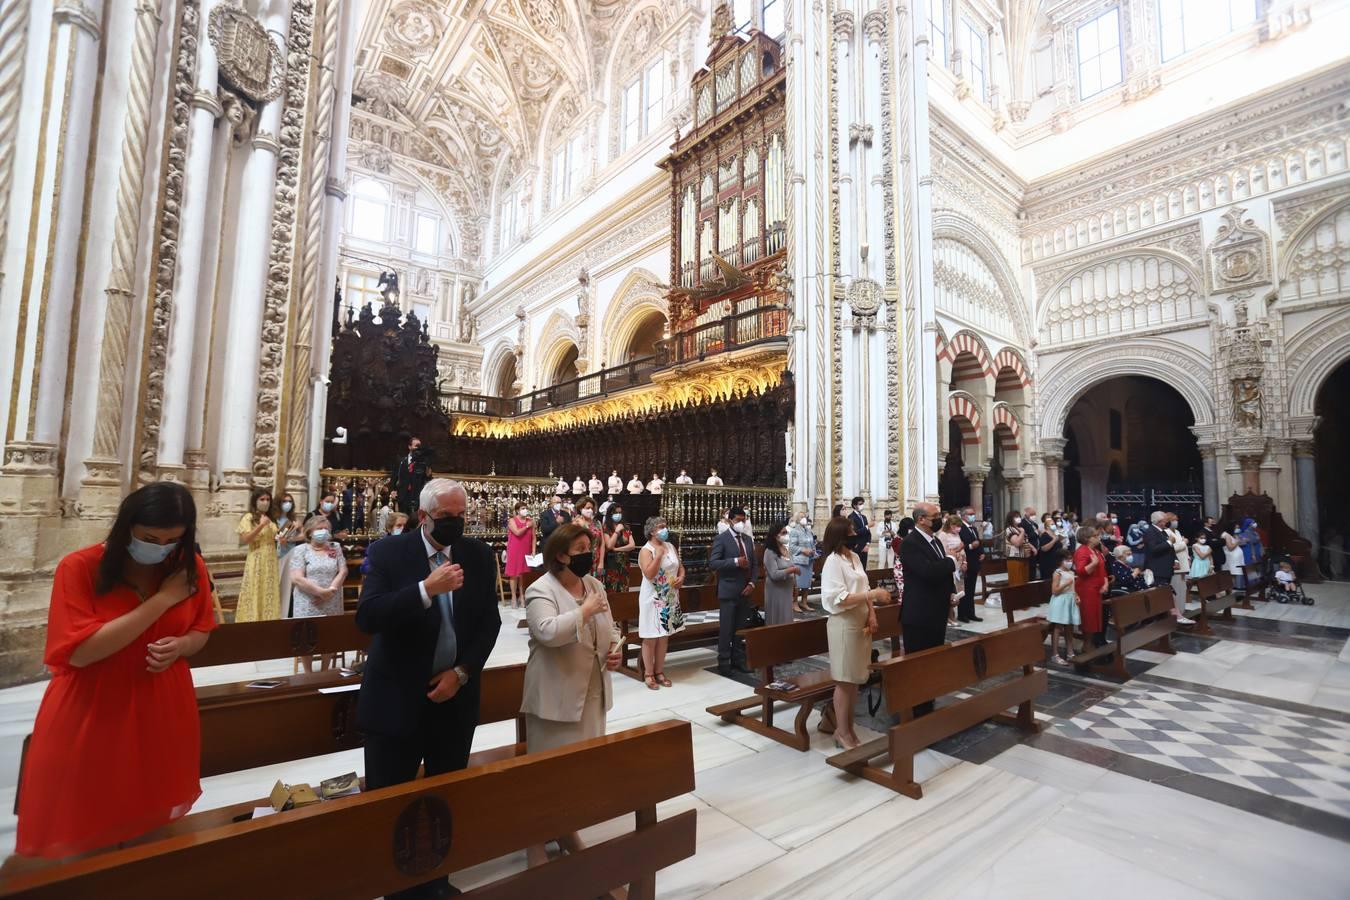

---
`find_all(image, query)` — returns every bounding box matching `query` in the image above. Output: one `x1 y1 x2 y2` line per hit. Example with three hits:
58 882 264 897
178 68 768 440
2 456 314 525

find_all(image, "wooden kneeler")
827 622 1046 799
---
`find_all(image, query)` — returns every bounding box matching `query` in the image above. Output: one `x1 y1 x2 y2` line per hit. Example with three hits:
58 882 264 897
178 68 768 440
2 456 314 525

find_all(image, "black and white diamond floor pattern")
1053 682 1350 819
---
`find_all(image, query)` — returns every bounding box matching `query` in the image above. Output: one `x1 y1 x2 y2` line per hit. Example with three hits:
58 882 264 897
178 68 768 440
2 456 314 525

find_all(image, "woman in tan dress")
522 523 623 869
234 487 279 621
820 516 885 751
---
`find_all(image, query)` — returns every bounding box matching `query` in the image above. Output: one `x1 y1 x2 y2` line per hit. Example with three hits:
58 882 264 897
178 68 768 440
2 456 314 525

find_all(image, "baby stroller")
1270 554 1314 605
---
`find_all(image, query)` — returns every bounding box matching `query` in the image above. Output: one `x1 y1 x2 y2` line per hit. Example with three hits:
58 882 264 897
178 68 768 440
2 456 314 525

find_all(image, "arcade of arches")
0 0 1348 892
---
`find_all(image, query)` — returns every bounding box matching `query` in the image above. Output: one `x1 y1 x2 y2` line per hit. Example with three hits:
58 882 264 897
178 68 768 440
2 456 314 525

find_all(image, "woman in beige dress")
522 522 623 869
820 516 885 751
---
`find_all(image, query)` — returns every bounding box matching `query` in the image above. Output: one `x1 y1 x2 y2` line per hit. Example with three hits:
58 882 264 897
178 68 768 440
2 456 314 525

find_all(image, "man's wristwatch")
453 666 469 686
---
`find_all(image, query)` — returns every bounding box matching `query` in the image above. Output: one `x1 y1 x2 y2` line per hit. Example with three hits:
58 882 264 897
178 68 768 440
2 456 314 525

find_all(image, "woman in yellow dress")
235 487 279 621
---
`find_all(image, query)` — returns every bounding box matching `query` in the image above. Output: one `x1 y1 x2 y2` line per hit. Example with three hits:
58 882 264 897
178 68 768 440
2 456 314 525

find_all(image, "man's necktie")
430 550 457 674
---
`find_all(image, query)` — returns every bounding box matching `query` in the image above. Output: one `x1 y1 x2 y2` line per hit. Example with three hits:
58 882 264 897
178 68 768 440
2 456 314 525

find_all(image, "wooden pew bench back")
189 614 369 668
3 721 698 900
877 621 1046 715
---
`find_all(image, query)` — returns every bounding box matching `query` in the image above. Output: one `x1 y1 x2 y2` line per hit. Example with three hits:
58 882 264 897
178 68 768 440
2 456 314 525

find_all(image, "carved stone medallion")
846 277 881 317
387 1 444 55
392 795 453 877
1207 206 1272 294
207 5 285 103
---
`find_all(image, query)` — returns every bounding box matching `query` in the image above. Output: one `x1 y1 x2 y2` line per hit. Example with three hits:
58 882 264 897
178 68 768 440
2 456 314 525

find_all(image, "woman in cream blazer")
522 523 622 754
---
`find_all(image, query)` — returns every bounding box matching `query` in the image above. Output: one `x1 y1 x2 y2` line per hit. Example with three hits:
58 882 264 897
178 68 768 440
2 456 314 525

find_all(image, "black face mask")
566 552 593 577
427 515 463 547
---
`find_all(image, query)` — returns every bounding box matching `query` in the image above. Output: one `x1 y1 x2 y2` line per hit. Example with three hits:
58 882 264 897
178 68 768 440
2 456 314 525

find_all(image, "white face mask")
717 521 730 534
581 508 594 519
1061 561 1073 570
552 503 561 511
1012 517 1022 525
281 501 293 513
733 521 749 535
798 517 808 526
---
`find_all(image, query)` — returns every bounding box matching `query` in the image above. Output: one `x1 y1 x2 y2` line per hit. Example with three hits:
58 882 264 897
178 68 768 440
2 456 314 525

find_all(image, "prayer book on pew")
765 680 800 693
319 772 360 800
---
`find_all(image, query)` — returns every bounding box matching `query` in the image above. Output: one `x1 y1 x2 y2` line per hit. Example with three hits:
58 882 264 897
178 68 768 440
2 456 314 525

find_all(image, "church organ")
665 28 787 325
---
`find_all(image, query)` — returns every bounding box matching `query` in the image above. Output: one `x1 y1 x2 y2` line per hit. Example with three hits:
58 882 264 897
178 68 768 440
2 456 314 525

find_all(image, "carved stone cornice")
862 10 885 42
191 89 222 116
832 10 854 40
252 130 281 153
53 0 101 38
1023 65 1350 233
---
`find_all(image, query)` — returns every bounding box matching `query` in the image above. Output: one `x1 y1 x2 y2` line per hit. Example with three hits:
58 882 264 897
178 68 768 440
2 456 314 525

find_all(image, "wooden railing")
442 305 788 419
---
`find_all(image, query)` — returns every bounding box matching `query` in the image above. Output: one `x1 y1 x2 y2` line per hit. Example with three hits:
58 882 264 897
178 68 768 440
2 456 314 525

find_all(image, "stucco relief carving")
208 3 285 103
385 1 444 56
1023 82 1349 261
1282 201 1350 301
1038 252 1202 346
1207 206 1272 294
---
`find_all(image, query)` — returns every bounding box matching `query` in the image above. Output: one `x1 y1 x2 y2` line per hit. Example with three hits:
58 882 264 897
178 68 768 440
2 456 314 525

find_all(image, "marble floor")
1 581 1348 898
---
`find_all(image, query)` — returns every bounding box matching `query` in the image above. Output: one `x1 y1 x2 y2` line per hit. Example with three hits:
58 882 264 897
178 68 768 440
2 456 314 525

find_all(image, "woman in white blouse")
819 516 886 751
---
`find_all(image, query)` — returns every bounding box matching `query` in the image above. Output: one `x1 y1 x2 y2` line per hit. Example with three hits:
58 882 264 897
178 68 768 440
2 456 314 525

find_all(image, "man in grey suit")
709 506 758 675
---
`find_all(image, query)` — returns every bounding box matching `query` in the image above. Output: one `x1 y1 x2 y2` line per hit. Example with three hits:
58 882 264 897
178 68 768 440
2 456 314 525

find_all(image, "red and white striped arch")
940 330 993 385
992 402 1021 450
948 392 982 445
992 347 1031 390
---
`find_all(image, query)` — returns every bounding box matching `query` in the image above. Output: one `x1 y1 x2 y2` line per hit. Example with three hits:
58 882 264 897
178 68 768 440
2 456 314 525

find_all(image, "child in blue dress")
1047 549 1079 665
1188 532 1213 580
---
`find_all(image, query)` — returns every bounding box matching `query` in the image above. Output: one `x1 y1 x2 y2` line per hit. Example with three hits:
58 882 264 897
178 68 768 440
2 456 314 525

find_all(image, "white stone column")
307 0 359 501
1040 437 1066 512
0 2 102 514
184 91 240 486
157 0 223 485
1199 444 1220 517
0 0 31 301
967 466 988 518
79 0 167 517
1293 440 1319 561
911 25 940 501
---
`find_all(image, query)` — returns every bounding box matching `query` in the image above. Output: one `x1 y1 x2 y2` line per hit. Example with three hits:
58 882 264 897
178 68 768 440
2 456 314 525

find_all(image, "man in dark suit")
957 506 983 623
848 496 872 569
390 436 431 516
709 506 758 674
1141 510 1177 589
356 478 502 899
538 494 564 541
899 502 958 716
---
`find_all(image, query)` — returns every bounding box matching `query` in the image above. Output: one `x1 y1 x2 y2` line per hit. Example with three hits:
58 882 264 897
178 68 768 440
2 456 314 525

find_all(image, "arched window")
350 178 389 242
618 56 666 153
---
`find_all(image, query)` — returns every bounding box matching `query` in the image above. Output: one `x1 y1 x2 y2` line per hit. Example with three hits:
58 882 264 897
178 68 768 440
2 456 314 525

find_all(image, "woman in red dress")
1073 526 1109 652
16 482 218 859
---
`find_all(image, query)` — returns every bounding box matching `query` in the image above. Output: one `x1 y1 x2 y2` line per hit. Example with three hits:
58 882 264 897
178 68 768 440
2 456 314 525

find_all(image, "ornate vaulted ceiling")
351 0 649 261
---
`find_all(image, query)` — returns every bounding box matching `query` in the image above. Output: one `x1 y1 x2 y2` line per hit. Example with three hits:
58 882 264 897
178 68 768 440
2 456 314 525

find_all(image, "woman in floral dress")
636 516 685 690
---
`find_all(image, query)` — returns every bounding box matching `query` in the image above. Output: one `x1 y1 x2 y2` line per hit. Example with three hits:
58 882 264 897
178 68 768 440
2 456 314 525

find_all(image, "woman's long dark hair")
96 482 199 596
764 520 789 556
604 505 624 535
820 516 853 557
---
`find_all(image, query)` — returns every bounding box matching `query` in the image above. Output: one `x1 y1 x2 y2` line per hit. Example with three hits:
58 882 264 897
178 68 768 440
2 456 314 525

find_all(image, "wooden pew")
13 666 530 812
976 556 1008 602
1185 572 1241 636
188 613 369 669
826 622 1046 799
0 721 698 900
198 663 528 778
611 582 748 681
705 604 902 750
1240 560 1267 603
995 579 1052 629
1070 586 1177 680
